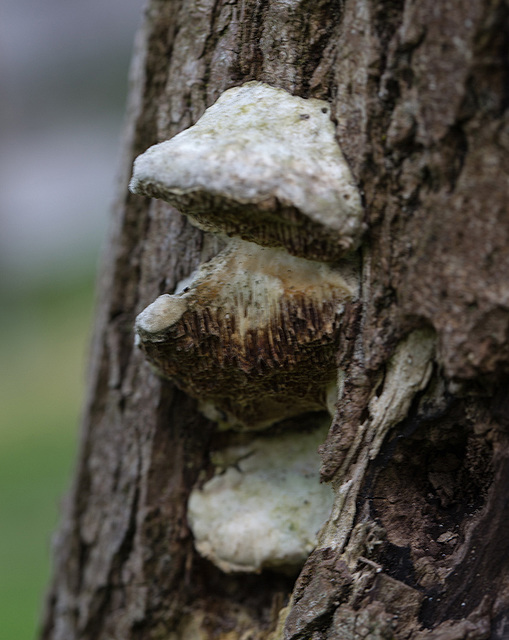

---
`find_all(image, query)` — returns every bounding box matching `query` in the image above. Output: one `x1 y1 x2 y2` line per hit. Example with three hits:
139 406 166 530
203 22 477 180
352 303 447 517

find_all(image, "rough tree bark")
41 0 509 639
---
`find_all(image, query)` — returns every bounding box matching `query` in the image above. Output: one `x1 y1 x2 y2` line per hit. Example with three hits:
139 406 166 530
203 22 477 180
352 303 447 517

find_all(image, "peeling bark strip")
41 0 509 639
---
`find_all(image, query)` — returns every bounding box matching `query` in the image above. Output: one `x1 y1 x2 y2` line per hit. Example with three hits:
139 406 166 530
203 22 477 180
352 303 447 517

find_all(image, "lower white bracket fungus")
187 421 334 573
135 239 358 430
129 82 364 261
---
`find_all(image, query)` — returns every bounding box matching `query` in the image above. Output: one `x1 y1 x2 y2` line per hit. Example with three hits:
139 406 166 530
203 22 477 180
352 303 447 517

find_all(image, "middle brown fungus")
135 239 358 429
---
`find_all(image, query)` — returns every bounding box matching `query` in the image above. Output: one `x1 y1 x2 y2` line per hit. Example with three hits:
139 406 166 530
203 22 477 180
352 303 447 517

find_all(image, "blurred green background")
0 274 94 640
0 1 142 637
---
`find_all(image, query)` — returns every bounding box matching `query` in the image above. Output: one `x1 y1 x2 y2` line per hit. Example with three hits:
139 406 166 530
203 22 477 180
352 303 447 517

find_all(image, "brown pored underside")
135 239 358 428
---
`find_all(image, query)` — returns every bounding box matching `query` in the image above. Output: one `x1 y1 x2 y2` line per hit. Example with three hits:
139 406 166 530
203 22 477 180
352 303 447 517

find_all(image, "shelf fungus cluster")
130 81 364 573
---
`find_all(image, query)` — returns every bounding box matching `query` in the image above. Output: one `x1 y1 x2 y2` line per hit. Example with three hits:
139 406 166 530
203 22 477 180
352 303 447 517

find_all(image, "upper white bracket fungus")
129 82 364 261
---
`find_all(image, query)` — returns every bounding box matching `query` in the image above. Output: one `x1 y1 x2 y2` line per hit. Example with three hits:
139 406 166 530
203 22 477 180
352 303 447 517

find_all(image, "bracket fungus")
135 239 357 430
129 81 364 261
187 421 334 573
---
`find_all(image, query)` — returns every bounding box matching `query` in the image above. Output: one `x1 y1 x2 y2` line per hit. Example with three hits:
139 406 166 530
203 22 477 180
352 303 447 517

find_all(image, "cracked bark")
40 1 509 639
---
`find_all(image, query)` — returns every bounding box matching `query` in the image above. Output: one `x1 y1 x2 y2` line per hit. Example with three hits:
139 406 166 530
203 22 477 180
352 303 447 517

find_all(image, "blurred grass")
0 272 95 640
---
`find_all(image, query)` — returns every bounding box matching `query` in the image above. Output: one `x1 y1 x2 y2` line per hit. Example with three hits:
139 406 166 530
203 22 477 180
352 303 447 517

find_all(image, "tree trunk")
41 1 509 639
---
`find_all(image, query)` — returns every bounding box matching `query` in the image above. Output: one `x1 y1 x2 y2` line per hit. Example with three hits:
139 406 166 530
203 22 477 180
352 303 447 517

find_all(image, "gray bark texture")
41 0 509 639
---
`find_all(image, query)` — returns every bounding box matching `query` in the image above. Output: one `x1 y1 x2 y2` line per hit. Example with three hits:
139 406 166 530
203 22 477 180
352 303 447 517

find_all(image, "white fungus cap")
130 82 364 259
135 294 188 340
187 423 334 573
